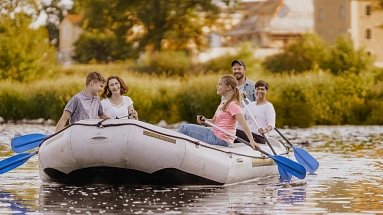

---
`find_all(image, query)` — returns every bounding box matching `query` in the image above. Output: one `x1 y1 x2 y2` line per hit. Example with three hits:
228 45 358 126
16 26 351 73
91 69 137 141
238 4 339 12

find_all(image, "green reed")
1 64 383 127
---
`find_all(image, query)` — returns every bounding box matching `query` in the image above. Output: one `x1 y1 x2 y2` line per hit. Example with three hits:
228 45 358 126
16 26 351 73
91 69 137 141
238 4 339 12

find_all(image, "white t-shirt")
101 96 134 118
238 101 276 135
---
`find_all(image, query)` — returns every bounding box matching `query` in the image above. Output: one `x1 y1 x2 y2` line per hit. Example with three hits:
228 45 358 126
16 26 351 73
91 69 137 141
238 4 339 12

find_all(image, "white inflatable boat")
38 119 290 185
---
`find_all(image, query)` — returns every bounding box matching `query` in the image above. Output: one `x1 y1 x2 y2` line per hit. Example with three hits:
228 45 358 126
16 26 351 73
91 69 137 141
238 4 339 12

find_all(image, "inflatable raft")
38 119 289 185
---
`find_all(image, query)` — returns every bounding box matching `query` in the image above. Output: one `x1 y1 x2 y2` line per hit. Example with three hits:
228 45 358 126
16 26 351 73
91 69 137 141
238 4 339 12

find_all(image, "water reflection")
38 178 306 214
1 125 383 214
0 191 35 214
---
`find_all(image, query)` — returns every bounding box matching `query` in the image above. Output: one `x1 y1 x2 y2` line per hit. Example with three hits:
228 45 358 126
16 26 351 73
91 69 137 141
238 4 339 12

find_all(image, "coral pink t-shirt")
212 101 242 144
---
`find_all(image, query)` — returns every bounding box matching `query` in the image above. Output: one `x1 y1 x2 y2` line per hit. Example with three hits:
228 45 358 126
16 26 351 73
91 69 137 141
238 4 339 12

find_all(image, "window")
319 8 323 21
63 25 70 40
366 5 371 15
339 5 345 18
365 28 371 39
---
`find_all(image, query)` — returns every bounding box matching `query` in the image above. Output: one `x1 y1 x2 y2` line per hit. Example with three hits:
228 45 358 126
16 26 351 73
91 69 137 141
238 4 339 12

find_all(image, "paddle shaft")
241 99 277 155
242 98 292 181
274 127 319 173
0 152 37 174
203 120 272 156
202 119 306 179
274 127 294 147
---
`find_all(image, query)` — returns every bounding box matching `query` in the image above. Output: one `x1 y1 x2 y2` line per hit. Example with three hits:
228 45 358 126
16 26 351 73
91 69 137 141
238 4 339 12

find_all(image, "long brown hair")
221 75 241 110
101 76 129 98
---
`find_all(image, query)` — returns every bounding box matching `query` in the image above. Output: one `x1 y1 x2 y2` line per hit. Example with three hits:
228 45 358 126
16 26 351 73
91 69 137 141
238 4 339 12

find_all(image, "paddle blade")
293 147 319 173
11 134 48 153
271 155 306 179
278 167 293 182
0 152 37 174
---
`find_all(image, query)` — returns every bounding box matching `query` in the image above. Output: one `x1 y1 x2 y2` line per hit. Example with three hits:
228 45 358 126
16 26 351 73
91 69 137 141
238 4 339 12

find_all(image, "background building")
224 0 314 48
314 0 383 66
58 14 83 65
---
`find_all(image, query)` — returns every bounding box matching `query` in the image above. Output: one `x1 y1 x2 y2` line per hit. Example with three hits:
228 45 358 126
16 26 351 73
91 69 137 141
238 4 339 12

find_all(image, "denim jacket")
222 78 256 102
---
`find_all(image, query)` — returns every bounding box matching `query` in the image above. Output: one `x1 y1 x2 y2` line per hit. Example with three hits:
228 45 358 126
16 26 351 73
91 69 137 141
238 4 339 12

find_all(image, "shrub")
134 50 192 76
73 31 137 63
199 42 264 76
323 35 374 75
263 33 326 73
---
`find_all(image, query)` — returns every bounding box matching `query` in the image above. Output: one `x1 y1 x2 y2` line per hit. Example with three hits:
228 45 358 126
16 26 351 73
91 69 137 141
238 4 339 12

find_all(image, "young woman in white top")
100 76 138 120
235 80 276 144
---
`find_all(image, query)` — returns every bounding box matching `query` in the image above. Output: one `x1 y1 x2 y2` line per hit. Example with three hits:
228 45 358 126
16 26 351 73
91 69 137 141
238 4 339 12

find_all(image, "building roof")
225 0 313 36
268 0 313 34
64 14 84 25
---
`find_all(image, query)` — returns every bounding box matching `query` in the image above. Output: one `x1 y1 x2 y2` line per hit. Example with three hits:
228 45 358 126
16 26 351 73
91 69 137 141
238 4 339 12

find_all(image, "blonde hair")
85 71 105 86
221 75 241 110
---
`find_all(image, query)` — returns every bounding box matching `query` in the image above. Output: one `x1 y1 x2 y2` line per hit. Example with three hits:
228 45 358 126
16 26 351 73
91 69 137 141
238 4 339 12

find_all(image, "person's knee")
178 124 187 134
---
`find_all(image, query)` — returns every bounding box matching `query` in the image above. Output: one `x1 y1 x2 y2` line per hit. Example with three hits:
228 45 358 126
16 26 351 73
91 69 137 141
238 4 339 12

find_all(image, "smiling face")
232 63 245 81
255 85 267 100
108 78 121 95
90 80 104 96
216 78 231 96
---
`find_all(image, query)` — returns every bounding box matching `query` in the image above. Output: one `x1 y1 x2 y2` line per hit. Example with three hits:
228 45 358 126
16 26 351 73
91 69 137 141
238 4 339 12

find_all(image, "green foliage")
73 31 135 63
0 86 27 121
177 75 221 123
74 0 225 62
263 33 373 75
0 14 57 82
1 64 383 127
134 51 192 76
263 33 326 73
199 42 263 75
323 35 373 75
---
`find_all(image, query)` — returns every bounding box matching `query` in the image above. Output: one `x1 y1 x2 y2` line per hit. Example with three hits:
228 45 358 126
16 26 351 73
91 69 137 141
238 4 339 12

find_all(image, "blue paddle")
274 127 319 173
0 152 37 174
202 120 306 179
11 133 49 153
241 99 293 182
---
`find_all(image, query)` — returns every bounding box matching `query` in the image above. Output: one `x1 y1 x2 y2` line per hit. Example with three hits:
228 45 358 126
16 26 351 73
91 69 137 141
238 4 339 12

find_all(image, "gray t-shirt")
64 91 104 124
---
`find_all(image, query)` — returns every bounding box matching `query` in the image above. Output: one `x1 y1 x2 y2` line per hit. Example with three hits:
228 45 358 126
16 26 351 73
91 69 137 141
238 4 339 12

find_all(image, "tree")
73 0 234 62
323 35 373 75
0 14 57 82
0 0 74 47
263 33 326 73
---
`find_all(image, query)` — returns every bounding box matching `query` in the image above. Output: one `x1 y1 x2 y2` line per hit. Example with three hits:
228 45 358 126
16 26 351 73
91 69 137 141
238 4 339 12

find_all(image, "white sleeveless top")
101 96 133 118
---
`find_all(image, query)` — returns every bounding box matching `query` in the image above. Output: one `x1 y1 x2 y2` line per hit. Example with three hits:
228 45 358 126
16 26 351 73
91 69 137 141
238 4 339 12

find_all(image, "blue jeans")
178 124 230 147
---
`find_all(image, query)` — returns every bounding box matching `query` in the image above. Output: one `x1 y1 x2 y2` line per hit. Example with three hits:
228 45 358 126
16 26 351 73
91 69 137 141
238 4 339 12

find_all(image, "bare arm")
99 114 111 119
55 111 71 133
128 104 138 120
235 113 260 149
197 115 216 125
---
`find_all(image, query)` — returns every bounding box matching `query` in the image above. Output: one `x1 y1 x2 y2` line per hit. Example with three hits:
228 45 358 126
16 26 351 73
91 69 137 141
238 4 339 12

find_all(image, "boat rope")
60 121 289 160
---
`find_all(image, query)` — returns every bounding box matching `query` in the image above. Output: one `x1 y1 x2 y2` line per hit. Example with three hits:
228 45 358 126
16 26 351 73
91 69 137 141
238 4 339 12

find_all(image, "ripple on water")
1 125 383 214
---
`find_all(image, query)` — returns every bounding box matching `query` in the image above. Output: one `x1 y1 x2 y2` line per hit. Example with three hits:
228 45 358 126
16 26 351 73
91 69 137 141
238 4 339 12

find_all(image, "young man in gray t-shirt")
55 71 111 133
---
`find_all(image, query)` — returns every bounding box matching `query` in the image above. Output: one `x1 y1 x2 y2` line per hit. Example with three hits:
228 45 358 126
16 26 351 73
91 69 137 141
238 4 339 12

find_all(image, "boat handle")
91 134 107 139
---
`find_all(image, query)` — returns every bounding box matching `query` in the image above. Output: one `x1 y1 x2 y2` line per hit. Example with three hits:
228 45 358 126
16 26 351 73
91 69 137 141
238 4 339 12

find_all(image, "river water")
1 124 383 214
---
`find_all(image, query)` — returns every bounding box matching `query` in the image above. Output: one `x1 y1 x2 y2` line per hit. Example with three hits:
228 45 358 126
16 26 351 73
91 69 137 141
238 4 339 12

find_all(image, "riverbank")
1 64 383 127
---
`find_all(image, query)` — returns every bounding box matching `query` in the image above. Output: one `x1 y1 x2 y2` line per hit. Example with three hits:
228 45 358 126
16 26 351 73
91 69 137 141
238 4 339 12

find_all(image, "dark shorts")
234 129 266 144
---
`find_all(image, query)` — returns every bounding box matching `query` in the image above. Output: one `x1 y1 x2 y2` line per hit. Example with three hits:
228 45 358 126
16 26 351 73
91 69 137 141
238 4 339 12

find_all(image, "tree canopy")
73 0 238 63
0 14 57 82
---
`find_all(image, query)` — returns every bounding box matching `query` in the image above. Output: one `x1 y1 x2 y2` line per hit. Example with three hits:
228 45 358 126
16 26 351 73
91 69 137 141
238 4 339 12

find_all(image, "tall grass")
1 64 383 127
